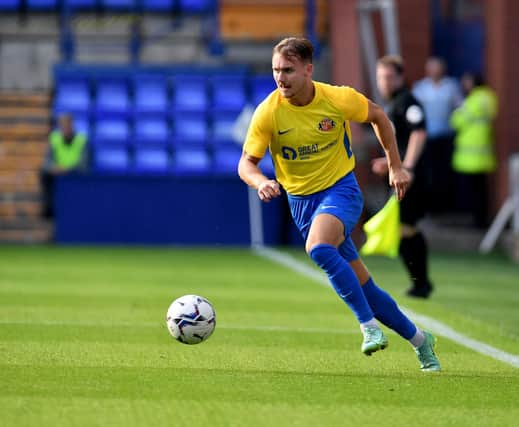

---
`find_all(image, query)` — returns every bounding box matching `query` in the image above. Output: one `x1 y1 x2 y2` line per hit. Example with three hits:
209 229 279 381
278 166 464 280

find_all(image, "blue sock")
362 277 417 339
309 244 374 324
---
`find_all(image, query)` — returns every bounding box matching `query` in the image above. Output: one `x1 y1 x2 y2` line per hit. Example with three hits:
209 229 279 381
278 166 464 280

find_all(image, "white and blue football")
166 295 216 345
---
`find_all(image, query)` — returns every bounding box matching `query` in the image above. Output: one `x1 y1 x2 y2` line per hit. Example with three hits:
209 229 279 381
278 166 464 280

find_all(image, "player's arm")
238 153 280 202
237 101 281 203
366 100 410 201
402 129 427 173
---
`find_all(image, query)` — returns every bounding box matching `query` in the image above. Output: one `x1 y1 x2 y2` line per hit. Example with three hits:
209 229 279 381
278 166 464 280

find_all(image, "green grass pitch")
1 245 518 426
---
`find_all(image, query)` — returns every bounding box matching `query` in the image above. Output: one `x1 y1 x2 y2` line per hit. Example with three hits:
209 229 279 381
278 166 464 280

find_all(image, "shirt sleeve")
404 97 426 132
243 101 273 159
335 86 369 123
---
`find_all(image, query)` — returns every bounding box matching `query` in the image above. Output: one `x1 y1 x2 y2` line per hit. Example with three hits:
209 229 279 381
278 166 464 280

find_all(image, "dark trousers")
455 172 489 228
40 171 55 218
423 134 456 214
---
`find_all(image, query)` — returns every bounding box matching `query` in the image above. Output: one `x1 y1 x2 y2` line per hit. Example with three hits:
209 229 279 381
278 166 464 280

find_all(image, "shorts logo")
318 118 336 132
281 146 297 160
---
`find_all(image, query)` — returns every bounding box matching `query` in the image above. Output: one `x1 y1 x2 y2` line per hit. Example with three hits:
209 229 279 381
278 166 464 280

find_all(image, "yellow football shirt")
243 81 369 195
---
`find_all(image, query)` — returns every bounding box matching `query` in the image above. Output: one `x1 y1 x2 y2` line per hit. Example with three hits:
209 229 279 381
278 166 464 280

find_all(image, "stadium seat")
250 75 276 106
133 77 169 115
134 148 170 173
172 148 211 175
100 0 137 10
93 147 130 172
142 0 176 12
133 118 169 147
72 115 91 136
259 151 275 178
95 80 131 117
213 147 242 175
0 0 20 11
171 112 208 147
178 0 215 13
54 80 91 115
26 0 58 10
210 111 241 147
210 75 247 113
63 0 98 10
171 76 208 113
93 118 131 146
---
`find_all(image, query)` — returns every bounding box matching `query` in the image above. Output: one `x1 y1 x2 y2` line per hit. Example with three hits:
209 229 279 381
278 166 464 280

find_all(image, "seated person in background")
41 113 88 218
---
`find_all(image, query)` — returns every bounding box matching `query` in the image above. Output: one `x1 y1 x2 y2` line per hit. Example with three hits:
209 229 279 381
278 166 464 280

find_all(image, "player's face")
376 64 403 100
272 53 313 103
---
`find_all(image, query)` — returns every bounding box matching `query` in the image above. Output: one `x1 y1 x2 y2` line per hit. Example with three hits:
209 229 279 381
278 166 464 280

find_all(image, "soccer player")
238 37 440 371
373 55 434 298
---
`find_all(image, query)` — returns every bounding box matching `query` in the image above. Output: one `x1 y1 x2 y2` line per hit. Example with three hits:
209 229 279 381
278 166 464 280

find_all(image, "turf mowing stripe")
0 319 357 335
254 247 519 369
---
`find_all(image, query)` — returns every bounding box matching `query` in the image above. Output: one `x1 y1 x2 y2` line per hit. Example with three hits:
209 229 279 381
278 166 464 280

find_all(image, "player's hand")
371 157 389 176
257 180 281 202
389 167 411 201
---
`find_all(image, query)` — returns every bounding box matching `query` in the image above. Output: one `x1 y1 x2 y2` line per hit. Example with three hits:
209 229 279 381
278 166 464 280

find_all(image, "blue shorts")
287 172 364 262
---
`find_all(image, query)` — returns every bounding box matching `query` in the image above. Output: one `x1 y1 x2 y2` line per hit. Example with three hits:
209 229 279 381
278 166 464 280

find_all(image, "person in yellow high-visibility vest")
450 73 498 228
41 114 88 218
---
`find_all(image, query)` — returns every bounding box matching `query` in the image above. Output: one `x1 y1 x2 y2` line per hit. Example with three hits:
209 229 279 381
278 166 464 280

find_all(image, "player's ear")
305 62 313 76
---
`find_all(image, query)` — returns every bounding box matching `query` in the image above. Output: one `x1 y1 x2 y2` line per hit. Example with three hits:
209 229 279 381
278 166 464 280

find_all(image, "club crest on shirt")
318 118 336 132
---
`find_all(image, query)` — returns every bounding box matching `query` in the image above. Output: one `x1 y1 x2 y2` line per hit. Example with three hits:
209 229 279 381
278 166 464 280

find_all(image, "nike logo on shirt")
278 128 293 135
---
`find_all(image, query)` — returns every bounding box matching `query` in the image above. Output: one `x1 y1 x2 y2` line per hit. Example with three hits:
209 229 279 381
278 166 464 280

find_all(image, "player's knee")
308 243 340 271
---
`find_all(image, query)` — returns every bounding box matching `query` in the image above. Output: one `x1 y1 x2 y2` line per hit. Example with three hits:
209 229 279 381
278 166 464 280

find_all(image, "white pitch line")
253 246 519 369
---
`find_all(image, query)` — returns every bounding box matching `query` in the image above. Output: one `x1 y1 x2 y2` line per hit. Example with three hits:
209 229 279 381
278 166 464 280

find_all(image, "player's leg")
306 213 387 355
344 251 440 371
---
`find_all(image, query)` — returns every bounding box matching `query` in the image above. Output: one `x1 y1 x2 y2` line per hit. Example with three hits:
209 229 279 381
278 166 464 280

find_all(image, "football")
166 295 216 344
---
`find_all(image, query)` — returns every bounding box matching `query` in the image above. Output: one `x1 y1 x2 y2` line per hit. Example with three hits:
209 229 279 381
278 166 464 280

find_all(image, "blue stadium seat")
213 147 242 175
210 75 247 113
142 0 176 12
95 80 131 117
26 0 58 10
54 80 91 115
93 118 131 146
171 76 208 113
134 148 170 173
100 0 137 10
133 78 169 115
178 0 215 13
259 151 275 178
72 115 91 136
171 112 208 147
172 148 211 175
63 0 97 10
0 0 20 11
93 147 130 172
210 111 241 147
133 118 169 147
250 75 276 106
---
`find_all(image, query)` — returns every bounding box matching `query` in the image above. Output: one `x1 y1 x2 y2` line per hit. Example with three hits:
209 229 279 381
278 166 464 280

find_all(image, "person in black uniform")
372 55 433 298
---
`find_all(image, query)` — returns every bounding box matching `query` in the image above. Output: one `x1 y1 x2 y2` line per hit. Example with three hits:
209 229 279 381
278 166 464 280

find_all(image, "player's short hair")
377 55 405 75
273 37 314 64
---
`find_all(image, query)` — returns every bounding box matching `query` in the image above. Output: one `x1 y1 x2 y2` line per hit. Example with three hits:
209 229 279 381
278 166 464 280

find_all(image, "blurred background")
0 0 517 260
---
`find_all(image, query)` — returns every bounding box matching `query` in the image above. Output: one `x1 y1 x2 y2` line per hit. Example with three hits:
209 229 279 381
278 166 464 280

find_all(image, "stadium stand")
134 147 170 173
0 0 21 11
26 0 59 11
133 117 169 147
133 77 169 116
93 146 131 172
172 147 211 175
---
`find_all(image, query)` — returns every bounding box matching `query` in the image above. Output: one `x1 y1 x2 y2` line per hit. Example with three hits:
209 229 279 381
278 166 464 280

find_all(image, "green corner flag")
360 195 400 258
